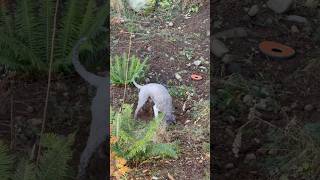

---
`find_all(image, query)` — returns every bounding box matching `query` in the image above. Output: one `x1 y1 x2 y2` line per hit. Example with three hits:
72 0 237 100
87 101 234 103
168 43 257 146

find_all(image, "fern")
111 104 178 162
0 141 13 180
111 54 148 85
12 158 36 180
146 143 178 159
0 0 108 73
37 133 75 180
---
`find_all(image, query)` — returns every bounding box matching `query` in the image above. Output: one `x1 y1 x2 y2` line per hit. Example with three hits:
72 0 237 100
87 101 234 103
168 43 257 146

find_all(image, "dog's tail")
132 79 143 89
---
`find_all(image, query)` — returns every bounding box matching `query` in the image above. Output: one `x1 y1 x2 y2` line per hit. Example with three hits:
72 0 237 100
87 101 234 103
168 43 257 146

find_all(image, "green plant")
187 4 199 14
0 133 74 180
168 85 194 98
262 122 320 179
111 54 148 85
0 0 107 74
110 104 178 161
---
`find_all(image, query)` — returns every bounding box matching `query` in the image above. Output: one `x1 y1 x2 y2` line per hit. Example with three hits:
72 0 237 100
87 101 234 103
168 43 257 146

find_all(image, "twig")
36 0 59 165
10 81 14 150
122 33 133 104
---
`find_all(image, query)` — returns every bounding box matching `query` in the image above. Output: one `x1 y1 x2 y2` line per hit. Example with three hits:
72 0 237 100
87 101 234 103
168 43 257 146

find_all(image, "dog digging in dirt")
132 78 176 125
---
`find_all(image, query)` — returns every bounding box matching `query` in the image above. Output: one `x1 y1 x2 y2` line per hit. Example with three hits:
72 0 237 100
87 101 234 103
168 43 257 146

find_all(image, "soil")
111 1 210 179
0 74 106 179
213 0 320 179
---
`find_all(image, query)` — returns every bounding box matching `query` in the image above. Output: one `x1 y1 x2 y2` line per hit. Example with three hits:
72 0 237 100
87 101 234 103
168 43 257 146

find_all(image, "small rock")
213 27 248 39
168 22 174 27
145 78 150 83
26 106 34 113
193 60 201 66
226 115 236 123
212 38 229 57
227 63 242 74
243 94 254 106
286 15 308 24
186 63 191 67
268 149 277 155
222 54 236 64
147 46 152 51
169 57 174 61
291 25 299 33
175 73 182 81
248 5 259 16
257 147 268 154
244 153 256 162
178 27 181 30
291 101 298 109
267 0 293 13
255 99 268 111
304 104 314 111
206 30 210 36
225 163 234 169
29 118 42 126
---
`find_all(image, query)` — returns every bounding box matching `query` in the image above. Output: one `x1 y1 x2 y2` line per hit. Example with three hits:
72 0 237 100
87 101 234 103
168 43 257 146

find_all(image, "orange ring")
191 74 202 81
259 41 295 59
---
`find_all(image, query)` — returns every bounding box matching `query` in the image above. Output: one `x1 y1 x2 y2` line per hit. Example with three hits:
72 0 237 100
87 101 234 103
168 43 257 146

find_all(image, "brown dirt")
0 74 106 179
212 0 320 179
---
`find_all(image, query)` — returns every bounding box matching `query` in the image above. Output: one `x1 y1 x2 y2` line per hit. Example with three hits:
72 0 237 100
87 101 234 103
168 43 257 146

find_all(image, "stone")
213 27 248 39
267 0 293 13
29 118 42 126
243 94 254 106
291 25 299 33
304 104 314 111
168 22 174 27
175 73 182 81
286 15 308 24
248 5 259 16
225 163 234 169
244 153 256 162
193 60 201 66
222 54 236 64
227 63 242 74
212 38 229 57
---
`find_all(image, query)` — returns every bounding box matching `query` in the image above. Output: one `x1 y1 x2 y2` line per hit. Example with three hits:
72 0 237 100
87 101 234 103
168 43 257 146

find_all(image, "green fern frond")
12 158 36 180
37 0 55 63
0 3 13 35
37 133 75 180
146 143 178 159
0 141 13 180
15 0 38 52
126 113 163 159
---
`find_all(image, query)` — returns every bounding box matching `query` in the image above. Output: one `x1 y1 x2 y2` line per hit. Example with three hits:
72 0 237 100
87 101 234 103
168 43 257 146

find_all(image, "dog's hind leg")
134 92 149 120
153 105 159 118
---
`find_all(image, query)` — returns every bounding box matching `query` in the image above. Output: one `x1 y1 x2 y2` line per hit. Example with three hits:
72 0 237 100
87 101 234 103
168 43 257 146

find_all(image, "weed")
111 54 148 85
180 48 194 60
262 122 320 179
169 85 194 99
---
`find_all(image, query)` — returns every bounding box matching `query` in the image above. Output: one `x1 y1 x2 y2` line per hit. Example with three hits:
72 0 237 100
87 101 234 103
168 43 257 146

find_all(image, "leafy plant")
110 104 178 161
0 133 74 180
0 0 107 74
169 85 194 99
262 122 320 179
111 54 148 85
